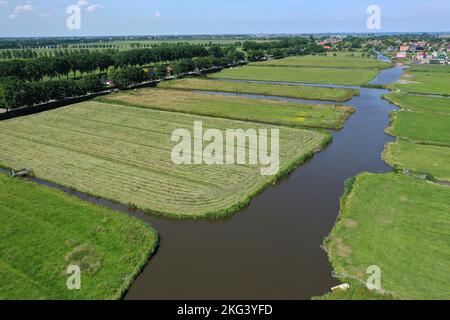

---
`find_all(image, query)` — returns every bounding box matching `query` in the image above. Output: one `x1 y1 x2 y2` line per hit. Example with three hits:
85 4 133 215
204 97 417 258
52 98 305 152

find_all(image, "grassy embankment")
158 78 359 102
0 173 158 300
383 94 450 181
389 65 450 96
324 173 450 300
250 54 393 70
0 101 331 219
386 111 450 147
98 89 354 130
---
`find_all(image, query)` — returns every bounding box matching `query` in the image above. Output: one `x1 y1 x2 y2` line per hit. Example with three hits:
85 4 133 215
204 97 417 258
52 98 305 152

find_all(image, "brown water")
1 62 404 300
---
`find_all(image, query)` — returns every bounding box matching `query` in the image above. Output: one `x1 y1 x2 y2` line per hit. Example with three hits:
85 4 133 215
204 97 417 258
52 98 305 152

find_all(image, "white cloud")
153 10 161 18
77 0 89 7
8 2 34 19
86 4 100 12
74 1 100 13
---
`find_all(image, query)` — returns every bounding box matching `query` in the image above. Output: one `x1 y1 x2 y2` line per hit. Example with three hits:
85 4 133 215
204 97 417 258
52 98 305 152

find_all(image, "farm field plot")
409 65 450 73
99 89 354 129
209 65 379 86
325 173 450 300
251 55 392 70
0 173 157 300
386 111 450 147
389 70 450 96
384 140 450 182
157 78 359 102
384 93 450 115
0 102 330 218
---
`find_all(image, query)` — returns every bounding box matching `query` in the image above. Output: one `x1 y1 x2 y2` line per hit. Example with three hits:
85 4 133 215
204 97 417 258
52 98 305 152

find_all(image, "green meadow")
99 89 354 129
0 173 158 300
384 93 450 115
325 173 450 300
389 70 450 96
384 140 450 182
209 65 379 86
409 65 450 73
386 111 450 147
158 78 359 101
251 54 392 70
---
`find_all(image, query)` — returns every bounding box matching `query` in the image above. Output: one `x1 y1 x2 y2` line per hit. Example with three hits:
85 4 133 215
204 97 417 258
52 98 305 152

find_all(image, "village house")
399 45 410 52
396 51 407 59
437 51 448 63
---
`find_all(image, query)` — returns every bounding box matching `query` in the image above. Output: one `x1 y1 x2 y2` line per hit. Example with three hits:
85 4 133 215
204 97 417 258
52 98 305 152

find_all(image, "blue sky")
1 0 449 37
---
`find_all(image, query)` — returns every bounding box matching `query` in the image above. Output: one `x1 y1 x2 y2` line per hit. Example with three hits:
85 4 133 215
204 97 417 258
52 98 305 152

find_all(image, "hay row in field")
97 89 354 130
157 78 359 102
0 101 330 218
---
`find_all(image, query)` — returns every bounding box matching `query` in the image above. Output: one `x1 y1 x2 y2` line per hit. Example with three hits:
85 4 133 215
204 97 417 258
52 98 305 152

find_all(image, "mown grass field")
389 70 450 96
98 89 354 129
251 55 392 70
0 102 330 218
384 93 450 115
209 65 379 86
158 78 359 101
0 173 157 300
386 111 450 147
325 172 450 300
384 140 450 182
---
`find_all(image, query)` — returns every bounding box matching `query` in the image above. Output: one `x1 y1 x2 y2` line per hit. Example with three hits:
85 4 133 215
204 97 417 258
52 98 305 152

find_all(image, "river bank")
0 55 404 299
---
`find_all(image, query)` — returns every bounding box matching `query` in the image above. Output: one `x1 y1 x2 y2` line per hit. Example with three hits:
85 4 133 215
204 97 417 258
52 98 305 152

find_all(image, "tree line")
0 44 212 82
0 44 247 110
242 38 325 61
0 75 105 111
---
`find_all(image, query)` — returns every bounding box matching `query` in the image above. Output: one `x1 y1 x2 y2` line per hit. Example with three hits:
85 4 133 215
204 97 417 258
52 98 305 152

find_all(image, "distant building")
416 51 427 59
400 45 410 52
396 51 407 59
438 51 448 62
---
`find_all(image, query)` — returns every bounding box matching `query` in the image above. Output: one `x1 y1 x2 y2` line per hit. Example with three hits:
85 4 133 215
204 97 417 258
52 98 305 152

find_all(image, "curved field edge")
157 78 360 102
382 141 450 183
207 66 381 86
384 110 450 148
95 95 355 131
382 93 450 115
0 131 332 221
322 172 450 300
0 172 158 300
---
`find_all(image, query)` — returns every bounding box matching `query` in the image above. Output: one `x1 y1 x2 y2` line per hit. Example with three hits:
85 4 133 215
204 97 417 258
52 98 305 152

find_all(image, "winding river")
1 56 405 299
